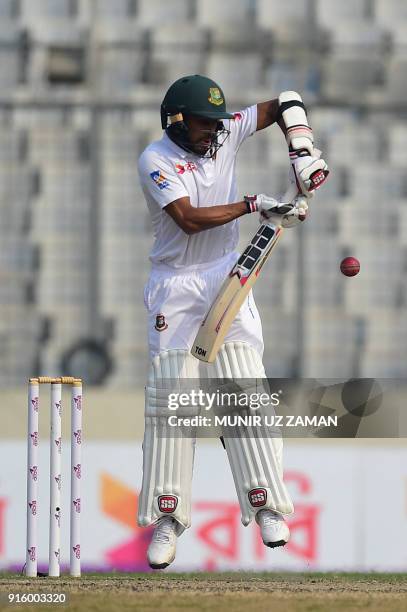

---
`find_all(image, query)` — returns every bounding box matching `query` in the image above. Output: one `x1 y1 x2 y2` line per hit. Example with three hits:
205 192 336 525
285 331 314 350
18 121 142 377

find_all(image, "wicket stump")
26 377 82 577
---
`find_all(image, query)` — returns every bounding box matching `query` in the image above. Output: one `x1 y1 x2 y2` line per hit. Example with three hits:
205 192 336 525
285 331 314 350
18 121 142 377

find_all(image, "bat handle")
282 183 300 203
262 183 301 230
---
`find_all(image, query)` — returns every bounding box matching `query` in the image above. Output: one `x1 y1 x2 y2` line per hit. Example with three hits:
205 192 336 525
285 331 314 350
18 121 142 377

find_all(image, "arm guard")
277 91 314 158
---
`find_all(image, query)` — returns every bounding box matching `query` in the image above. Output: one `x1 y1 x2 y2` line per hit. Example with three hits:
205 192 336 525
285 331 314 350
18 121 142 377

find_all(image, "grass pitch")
1 572 406 612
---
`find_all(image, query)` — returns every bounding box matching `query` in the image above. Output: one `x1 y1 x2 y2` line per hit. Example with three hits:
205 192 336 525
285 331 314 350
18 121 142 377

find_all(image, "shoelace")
153 519 175 544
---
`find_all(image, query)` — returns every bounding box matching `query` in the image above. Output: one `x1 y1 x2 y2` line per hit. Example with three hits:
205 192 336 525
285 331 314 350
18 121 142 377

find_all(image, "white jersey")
138 105 257 269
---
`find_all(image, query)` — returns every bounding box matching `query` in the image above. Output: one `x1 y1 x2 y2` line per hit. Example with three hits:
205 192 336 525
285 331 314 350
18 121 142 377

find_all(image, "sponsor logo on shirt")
233 112 243 121
175 161 198 174
150 170 170 190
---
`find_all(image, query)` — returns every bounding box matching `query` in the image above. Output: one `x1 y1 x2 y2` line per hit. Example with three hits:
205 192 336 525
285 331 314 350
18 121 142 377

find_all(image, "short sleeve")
138 149 189 209
226 105 258 153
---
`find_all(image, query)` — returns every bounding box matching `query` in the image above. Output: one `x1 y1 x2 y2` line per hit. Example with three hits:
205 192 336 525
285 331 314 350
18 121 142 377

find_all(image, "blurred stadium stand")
0 0 406 386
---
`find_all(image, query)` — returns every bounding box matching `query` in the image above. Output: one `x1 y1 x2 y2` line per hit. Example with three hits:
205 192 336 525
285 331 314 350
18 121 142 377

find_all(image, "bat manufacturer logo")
194 346 207 357
248 488 267 507
310 169 326 188
158 495 178 513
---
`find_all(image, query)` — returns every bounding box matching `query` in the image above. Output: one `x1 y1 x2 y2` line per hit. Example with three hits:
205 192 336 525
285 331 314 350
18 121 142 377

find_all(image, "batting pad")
214 342 294 525
137 350 200 531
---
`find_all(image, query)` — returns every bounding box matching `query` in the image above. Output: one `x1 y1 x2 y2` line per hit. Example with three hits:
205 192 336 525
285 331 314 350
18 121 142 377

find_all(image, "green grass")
3 571 406 580
1 572 406 612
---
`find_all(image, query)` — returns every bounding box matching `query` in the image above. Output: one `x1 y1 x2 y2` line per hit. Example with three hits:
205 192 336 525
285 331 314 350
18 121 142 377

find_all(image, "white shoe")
147 517 179 569
256 509 290 548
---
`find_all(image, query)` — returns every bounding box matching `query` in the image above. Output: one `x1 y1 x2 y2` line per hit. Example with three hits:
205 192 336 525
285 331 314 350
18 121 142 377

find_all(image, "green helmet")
160 75 233 157
161 75 234 127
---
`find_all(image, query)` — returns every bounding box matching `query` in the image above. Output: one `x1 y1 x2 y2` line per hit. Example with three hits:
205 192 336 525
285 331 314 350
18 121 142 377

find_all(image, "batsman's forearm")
257 99 286 134
182 201 248 234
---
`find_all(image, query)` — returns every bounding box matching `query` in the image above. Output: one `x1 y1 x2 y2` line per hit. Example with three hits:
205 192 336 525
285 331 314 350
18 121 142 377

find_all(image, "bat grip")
282 183 299 203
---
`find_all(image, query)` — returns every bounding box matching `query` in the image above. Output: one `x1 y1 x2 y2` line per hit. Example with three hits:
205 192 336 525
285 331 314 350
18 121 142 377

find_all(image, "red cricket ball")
340 256 360 277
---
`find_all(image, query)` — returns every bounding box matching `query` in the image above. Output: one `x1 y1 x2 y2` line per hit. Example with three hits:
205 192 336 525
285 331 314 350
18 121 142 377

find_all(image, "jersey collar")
162 132 213 166
162 132 189 159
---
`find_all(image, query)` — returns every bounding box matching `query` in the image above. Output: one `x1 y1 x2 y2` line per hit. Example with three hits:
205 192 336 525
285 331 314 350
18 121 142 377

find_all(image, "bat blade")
192 223 283 362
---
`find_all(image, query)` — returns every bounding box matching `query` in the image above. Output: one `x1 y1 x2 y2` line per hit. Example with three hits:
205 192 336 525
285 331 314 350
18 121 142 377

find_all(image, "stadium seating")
149 24 207 86
315 0 370 28
1 1 407 385
302 308 365 378
256 0 318 60
93 22 147 93
0 24 24 91
196 0 253 26
136 0 194 25
0 0 20 19
20 0 78 20
374 0 407 28
360 308 407 377
93 0 135 19
205 52 263 94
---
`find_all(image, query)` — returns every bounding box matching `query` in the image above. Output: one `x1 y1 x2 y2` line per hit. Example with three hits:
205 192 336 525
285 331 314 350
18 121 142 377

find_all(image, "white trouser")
144 251 263 360
138 256 293 529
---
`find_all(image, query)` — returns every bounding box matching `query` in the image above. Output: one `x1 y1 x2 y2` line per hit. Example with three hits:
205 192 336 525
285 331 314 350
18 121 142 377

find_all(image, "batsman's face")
185 115 219 155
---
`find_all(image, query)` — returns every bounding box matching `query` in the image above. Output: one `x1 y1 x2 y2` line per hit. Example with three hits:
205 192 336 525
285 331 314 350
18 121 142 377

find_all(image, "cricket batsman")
137 75 329 568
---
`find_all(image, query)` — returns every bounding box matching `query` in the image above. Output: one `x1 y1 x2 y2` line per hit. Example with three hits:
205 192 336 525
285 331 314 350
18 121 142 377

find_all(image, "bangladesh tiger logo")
155 314 168 331
208 87 223 106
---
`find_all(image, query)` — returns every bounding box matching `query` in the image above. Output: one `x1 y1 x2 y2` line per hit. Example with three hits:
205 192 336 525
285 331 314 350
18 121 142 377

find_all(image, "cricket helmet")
160 74 233 157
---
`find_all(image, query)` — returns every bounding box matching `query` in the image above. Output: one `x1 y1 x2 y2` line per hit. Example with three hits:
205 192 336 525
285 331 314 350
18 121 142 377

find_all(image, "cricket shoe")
256 509 290 548
147 516 180 569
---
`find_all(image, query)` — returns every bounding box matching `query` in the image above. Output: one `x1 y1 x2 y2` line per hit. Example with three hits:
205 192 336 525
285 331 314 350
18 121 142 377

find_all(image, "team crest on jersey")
150 170 169 190
155 314 168 331
208 87 223 106
175 161 197 174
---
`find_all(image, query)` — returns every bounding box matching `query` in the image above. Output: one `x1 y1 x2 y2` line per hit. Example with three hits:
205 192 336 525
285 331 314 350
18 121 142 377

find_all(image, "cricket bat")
191 185 298 363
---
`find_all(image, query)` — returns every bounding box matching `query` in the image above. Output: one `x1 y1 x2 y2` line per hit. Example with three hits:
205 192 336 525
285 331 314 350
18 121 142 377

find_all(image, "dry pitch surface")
1 572 407 612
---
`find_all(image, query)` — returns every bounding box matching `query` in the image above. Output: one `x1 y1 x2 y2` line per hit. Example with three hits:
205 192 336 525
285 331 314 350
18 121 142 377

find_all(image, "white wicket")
49 381 62 577
26 379 39 578
70 380 82 577
26 378 82 578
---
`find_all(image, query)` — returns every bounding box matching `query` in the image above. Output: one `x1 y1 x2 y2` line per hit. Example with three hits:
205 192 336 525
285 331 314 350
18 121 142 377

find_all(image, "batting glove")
244 193 308 228
291 148 329 197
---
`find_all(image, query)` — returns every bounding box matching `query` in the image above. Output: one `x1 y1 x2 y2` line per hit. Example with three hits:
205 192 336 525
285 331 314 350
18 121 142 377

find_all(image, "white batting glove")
280 194 309 228
244 193 308 228
291 148 329 197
